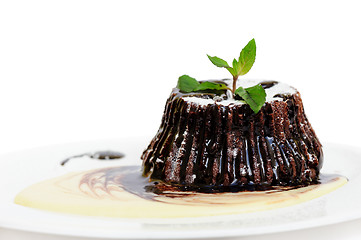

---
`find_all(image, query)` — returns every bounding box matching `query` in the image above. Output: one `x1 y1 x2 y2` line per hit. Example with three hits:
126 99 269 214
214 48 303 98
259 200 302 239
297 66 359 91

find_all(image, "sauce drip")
60 151 125 166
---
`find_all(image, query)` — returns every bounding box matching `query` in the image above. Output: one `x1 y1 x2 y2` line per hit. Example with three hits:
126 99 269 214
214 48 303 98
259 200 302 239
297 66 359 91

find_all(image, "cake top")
176 39 297 113
176 79 297 107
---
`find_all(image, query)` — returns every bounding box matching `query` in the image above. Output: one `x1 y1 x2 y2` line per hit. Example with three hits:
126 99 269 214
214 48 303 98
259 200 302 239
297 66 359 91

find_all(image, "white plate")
0 138 360 239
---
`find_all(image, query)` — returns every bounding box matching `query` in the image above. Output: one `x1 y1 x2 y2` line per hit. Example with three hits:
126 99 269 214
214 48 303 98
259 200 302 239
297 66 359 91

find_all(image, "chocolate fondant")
141 80 323 190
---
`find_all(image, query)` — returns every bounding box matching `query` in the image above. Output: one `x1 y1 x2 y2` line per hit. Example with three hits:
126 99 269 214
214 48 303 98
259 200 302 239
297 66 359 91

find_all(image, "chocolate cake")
141 79 323 190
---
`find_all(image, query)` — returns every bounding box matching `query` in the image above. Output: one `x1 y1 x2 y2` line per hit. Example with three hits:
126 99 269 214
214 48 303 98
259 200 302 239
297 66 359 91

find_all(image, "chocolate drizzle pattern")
14 164 346 218
141 81 323 188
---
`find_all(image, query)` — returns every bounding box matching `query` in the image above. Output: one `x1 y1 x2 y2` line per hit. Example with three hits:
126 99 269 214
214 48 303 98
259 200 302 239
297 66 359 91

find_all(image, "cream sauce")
14 166 347 218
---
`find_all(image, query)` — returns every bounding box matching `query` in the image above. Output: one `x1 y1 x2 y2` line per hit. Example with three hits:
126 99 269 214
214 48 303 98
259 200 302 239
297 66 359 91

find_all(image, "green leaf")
232 58 240 76
194 81 229 91
238 38 256 76
177 75 200 93
207 55 230 68
235 84 266 113
226 67 236 76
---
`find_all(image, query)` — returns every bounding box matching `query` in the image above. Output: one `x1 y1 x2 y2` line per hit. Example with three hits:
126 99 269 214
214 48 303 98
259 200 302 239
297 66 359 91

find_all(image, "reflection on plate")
0 138 360 239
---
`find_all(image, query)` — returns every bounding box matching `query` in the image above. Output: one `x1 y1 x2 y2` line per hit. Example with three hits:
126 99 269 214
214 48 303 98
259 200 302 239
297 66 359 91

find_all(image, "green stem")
232 75 238 94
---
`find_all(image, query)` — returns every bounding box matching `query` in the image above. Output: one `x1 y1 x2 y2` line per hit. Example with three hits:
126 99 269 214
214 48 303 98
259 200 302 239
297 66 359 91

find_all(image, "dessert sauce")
60 150 125 166
14 165 347 218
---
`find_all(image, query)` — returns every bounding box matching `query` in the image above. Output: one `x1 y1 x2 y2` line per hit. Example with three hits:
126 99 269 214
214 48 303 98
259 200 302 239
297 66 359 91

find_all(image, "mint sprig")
177 75 199 93
177 75 230 93
207 38 256 93
177 39 266 114
234 84 266 113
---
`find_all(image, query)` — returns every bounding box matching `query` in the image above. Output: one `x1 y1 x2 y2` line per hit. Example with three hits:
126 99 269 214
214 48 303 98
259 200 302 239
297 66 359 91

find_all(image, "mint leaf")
207 55 230 68
232 58 240 76
206 39 257 93
235 84 266 113
194 81 229 91
177 76 229 93
227 67 236 76
177 75 200 93
238 38 256 76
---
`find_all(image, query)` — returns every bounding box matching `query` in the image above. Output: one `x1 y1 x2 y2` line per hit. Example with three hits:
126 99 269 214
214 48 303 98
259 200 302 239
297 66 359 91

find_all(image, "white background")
1 1 361 239
1 0 361 154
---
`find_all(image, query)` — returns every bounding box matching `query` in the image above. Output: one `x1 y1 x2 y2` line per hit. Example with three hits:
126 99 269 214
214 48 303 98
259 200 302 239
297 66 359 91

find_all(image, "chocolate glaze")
61 150 125 166
79 166 338 199
141 80 323 189
260 80 279 89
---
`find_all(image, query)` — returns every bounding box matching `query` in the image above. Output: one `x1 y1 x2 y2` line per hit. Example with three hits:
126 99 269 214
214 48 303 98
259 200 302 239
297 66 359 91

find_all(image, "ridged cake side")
141 89 323 188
